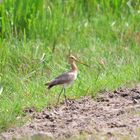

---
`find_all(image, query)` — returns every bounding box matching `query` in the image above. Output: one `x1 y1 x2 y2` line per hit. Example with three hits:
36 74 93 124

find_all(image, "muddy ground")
0 85 140 140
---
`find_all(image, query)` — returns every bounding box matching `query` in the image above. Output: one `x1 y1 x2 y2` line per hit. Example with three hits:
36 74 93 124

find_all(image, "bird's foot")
65 100 68 106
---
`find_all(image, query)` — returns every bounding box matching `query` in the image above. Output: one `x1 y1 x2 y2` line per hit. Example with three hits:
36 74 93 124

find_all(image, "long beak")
77 60 89 67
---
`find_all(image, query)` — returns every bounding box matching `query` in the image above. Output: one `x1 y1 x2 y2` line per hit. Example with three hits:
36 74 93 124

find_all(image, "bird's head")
69 55 89 67
69 55 77 62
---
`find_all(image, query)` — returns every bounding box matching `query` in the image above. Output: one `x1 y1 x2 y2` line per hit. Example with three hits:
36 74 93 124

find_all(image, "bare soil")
1 85 140 140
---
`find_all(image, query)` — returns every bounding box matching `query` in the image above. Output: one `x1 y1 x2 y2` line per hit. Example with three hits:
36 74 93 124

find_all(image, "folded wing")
46 72 74 89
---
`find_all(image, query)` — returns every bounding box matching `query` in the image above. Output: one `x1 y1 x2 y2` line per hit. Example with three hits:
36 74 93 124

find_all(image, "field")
1 85 140 139
0 0 140 135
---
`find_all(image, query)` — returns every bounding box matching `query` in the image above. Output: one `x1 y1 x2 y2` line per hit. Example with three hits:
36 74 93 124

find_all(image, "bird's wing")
48 72 74 87
54 72 73 84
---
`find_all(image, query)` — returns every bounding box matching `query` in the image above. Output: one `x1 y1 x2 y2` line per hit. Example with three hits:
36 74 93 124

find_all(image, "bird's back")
46 71 77 89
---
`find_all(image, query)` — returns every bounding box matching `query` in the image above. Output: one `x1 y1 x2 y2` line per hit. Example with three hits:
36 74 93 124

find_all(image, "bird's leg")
63 87 68 105
57 87 64 105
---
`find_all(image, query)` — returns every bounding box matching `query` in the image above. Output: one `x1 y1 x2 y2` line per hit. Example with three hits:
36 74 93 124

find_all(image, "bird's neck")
71 61 78 72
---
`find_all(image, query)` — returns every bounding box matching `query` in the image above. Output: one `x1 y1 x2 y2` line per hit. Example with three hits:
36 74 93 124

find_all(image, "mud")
1 85 140 140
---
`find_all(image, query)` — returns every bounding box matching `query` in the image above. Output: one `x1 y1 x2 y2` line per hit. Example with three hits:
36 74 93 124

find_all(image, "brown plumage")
45 55 86 104
45 72 77 89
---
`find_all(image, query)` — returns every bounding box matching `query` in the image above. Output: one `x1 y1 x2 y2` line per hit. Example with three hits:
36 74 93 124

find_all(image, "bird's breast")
70 71 78 81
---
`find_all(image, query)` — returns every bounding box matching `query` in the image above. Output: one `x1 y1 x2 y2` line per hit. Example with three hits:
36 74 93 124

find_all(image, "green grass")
0 0 140 131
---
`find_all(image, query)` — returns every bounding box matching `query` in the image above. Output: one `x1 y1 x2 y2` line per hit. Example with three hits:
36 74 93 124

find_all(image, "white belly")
63 72 78 87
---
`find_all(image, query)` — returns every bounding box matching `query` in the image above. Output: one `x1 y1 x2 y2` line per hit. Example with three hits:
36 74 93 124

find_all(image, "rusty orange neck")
71 61 78 72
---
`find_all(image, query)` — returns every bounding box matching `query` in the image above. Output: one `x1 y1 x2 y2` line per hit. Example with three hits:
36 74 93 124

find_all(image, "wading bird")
45 55 87 105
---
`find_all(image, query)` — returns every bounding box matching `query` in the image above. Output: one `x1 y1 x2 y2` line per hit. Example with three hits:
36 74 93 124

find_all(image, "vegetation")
0 0 140 131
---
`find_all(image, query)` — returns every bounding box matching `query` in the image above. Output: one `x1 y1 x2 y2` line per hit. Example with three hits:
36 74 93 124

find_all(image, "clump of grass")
0 0 140 131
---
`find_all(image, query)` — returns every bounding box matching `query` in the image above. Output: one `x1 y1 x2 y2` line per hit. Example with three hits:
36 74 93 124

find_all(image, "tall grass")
2 0 140 39
0 0 140 131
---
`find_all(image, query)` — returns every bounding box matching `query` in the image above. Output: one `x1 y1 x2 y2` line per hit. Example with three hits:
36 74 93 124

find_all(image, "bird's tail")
45 82 49 86
45 82 54 89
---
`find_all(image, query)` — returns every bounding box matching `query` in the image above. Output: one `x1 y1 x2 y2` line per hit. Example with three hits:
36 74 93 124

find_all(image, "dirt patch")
1 85 140 139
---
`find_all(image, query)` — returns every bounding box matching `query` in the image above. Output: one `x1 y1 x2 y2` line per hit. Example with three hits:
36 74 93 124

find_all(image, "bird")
45 55 87 105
